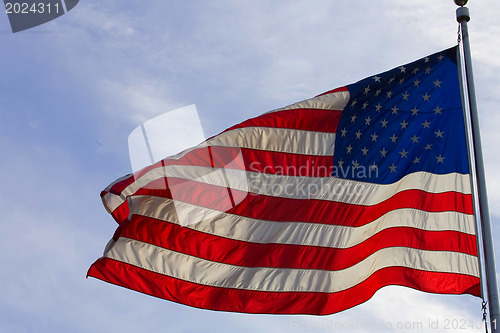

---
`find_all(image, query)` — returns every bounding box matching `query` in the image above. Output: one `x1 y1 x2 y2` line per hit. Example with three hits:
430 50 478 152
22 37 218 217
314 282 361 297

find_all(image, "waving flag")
88 46 480 315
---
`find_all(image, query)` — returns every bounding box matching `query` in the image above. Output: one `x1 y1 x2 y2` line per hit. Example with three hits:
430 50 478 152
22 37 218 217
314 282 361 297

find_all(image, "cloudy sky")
1 1 499 332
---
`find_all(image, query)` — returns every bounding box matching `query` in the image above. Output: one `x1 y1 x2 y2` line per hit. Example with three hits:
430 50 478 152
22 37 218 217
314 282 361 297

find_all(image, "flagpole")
455 2 500 332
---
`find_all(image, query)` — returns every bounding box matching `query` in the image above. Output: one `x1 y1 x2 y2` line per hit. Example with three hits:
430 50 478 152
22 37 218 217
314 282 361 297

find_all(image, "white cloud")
98 77 182 124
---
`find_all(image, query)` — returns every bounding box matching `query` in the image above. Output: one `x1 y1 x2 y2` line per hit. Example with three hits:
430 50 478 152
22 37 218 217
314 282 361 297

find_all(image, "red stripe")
116 215 478 271
232 147 333 176
105 181 133 197
131 178 473 227
222 109 342 134
87 258 480 315
153 146 334 176
110 201 130 225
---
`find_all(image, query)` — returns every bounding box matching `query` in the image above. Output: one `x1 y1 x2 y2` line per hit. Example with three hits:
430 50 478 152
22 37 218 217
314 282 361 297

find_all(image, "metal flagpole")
455 1 500 332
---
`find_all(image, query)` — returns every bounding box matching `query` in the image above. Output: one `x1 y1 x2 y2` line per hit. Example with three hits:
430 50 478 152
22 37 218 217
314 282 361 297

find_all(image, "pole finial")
454 0 468 6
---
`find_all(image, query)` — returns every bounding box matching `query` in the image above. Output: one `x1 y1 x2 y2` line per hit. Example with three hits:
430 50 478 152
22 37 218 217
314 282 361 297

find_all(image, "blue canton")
333 47 469 184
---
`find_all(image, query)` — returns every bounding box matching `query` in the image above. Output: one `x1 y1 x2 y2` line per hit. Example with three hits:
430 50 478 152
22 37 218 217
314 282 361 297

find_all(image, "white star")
424 144 433 150
422 120 431 128
371 133 379 142
355 130 362 139
390 134 398 143
399 78 405 85
402 92 409 101
424 57 430 63
351 114 357 123
361 147 369 156
399 66 406 73
362 102 368 110
434 106 443 114
425 67 432 74
375 103 382 112
422 93 431 102
436 154 445 163
411 134 419 143
351 99 358 107
412 67 419 74
352 160 360 169
411 107 419 116
389 163 397 173
388 77 396 84
370 163 378 171
364 86 371 94
341 128 347 137
438 55 444 61
433 79 442 88
380 147 388 157
414 79 421 87
346 145 353 154
413 157 421 164
375 89 381 96
365 117 372 125
391 105 399 114
381 119 389 128
387 91 393 98
400 120 408 129
373 76 381 83
399 149 408 158
338 159 344 168
435 129 445 138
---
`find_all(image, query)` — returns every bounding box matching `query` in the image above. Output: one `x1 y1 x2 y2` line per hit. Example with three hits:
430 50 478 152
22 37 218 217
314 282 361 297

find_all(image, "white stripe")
103 166 471 213
128 195 476 248
269 90 350 113
208 127 335 156
103 193 125 213
105 237 480 293
237 168 471 203
166 127 335 163
102 193 125 215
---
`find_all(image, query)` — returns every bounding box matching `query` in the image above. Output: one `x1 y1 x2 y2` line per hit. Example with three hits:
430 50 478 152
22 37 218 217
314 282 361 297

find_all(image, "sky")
1 1 500 332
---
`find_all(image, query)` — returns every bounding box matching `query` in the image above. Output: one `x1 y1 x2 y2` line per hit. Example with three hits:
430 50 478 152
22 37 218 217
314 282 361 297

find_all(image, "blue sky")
1 1 500 332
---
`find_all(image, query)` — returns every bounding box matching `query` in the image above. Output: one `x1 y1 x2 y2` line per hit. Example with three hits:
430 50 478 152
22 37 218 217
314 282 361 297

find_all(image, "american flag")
88 46 480 314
